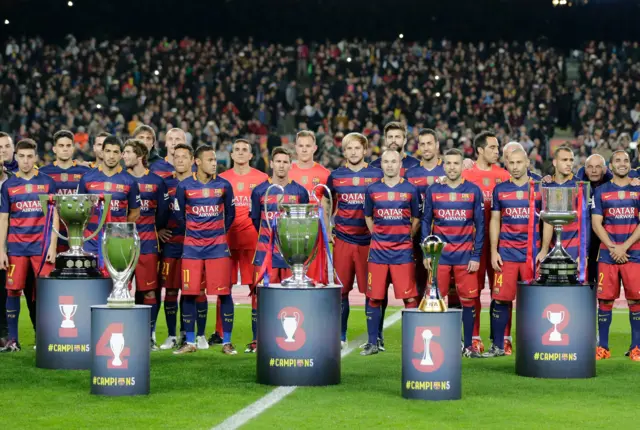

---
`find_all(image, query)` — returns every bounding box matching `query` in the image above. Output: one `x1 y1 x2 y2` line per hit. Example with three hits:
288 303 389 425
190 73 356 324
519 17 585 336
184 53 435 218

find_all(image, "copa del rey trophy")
102 222 140 307
537 187 578 284
264 183 333 287
39 194 112 278
419 235 447 312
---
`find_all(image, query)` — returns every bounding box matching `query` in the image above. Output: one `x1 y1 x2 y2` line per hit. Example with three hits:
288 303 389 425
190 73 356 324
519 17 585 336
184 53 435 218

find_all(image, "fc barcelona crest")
104 182 112 191
496 179 502 184
427 176 434 185
632 192 638 199
365 178 372 184
290 196 298 203
203 189 210 198
462 193 470 201
516 191 524 200
400 193 407 200
238 182 245 191
61 173 68 182
353 177 361 186
73 174 81 181
25 184 32 193
301 176 309 184
483 178 490 186
619 191 626 199
388 192 395 201
214 188 222 197
450 193 457 201
312 177 320 185
250 183 257 189
145 184 154 192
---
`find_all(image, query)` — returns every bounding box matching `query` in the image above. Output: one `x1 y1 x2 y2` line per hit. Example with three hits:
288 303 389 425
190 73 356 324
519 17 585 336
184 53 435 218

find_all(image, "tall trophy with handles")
419 235 447 312
40 194 112 278
102 222 140 307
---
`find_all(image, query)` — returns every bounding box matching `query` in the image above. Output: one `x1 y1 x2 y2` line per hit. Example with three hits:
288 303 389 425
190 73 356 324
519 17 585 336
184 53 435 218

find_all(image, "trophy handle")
279 311 287 323
547 310 552 320
264 184 285 234
293 312 300 324
39 194 69 240
84 194 113 243
559 311 564 322
311 183 333 214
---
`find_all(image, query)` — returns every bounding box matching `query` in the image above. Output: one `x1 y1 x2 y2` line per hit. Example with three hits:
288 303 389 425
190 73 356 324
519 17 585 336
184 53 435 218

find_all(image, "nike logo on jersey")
188 192 197 196
10 189 19 194
89 184 100 189
339 180 348 184
502 193 512 198
436 195 444 199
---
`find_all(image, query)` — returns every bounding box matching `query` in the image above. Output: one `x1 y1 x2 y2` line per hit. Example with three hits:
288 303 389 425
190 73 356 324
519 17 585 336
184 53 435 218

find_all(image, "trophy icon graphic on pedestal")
281 311 300 343
420 329 434 366
59 304 78 329
109 332 125 367
547 311 565 342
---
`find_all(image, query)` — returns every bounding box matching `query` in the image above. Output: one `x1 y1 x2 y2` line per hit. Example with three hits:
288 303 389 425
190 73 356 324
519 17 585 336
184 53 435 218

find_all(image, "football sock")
182 296 196 344
179 294 185 333
251 293 258 341
462 303 475 348
164 294 178 337
598 301 613 349
488 299 495 341
219 294 234 344
378 294 388 339
492 302 510 349
472 296 482 338
505 302 513 338
215 296 223 337
341 294 350 342
6 294 20 342
143 296 158 337
629 303 640 348
196 293 208 337
367 299 381 345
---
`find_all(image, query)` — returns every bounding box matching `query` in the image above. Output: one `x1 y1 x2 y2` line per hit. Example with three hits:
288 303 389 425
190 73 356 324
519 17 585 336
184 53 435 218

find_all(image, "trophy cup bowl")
40 193 112 278
102 223 140 308
277 204 320 287
547 311 565 342
418 235 447 312
537 187 579 285
109 332 125 367
59 304 77 328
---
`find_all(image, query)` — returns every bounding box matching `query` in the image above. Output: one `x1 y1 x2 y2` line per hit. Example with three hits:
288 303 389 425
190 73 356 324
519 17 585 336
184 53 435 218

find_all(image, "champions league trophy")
102 222 140 307
537 187 579 284
419 235 447 312
40 194 112 278
264 183 333 287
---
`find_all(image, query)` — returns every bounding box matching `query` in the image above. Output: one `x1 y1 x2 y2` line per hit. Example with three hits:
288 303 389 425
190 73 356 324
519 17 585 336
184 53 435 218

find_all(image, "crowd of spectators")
3 35 640 174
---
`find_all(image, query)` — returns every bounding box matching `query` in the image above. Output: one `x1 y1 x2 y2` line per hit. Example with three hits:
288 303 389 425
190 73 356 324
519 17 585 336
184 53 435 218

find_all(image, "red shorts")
306 251 329 286
476 243 494 290
492 261 532 302
182 258 232 296
366 262 417 300
160 257 181 289
437 265 479 300
135 253 159 292
230 249 255 285
252 265 293 286
6 256 53 291
597 262 640 301
334 238 369 294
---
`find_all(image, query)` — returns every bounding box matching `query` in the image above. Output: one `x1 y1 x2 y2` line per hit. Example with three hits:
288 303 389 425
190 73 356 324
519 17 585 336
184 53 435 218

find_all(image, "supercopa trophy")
264 183 333 287
40 194 112 278
102 222 140 307
537 187 579 284
418 235 447 312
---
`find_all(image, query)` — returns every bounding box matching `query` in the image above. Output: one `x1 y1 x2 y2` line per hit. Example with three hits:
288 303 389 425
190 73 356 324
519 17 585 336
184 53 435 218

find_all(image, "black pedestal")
90 305 151 396
256 285 341 386
36 277 112 370
516 282 596 379
401 309 462 400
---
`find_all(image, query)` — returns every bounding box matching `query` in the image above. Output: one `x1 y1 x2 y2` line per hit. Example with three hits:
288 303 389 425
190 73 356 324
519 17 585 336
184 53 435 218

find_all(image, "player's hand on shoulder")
491 252 503 272
467 260 479 273
436 176 446 184
631 177 640 187
541 175 553 183
462 159 475 170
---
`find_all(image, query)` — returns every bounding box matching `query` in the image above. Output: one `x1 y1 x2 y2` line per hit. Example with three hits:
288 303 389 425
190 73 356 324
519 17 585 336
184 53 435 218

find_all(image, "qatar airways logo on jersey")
110 200 122 212
233 196 250 208
376 208 403 220
436 209 468 221
482 190 492 202
16 200 42 212
57 188 77 196
191 204 221 217
140 200 151 211
504 207 529 219
607 207 637 219
339 193 365 204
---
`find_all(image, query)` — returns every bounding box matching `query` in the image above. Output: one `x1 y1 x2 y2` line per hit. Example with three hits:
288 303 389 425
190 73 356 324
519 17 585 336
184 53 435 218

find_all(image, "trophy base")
280 275 315 288
418 298 447 312
50 254 103 278
107 298 135 308
536 245 578 285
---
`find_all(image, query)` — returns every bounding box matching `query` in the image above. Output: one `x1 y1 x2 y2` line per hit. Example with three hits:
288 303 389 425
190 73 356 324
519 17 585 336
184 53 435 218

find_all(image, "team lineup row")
0 122 638 361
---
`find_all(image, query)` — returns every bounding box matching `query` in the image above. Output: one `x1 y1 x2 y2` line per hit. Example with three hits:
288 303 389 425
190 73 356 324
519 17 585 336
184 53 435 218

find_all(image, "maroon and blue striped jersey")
135 170 169 255
326 165 383 246
592 182 640 264
542 177 580 260
77 166 141 254
0 171 57 256
492 180 542 263
422 180 485 266
250 180 309 268
150 158 196 179
364 179 420 264
404 160 446 214
175 175 235 260
162 173 187 259
371 154 420 176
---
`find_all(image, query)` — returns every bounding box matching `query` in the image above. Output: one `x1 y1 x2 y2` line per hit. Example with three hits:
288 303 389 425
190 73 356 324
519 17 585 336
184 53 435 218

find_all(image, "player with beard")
323 133 383 348
173 146 236 355
210 140 268 346
592 150 640 361
371 122 420 175
39 130 91 253
150 128 190 179
484 149 541 357
158 144 195 350
247 147 308 353
86 132 109 169
461 131 510 353
123 140 169 351
423 148 485 358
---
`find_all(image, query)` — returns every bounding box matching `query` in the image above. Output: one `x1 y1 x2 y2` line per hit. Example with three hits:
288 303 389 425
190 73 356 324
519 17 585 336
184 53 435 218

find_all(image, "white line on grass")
212 310 403 430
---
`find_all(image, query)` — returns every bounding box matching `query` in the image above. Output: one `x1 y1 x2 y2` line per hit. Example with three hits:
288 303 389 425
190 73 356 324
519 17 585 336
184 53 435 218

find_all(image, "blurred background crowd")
3 34 640 175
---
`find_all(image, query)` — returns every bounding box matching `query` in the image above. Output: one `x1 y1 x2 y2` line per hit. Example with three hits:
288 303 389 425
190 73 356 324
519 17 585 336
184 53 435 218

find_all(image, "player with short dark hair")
423 148 485 358
0 132 18 173
592 150 640 361
173 146 236 355
0 139 58 352
90 132 111 169
123 139 169 351
132 125 162 164
361 150 420 356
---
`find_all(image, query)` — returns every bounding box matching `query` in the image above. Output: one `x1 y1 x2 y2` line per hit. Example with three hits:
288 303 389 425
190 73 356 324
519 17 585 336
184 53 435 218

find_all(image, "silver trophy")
264 183 333 287
537 186 580 284
102 222 140 307
420 329 434 366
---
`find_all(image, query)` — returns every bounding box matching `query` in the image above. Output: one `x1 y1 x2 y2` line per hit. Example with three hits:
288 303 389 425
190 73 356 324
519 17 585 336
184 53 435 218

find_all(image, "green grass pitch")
2 301 638 429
